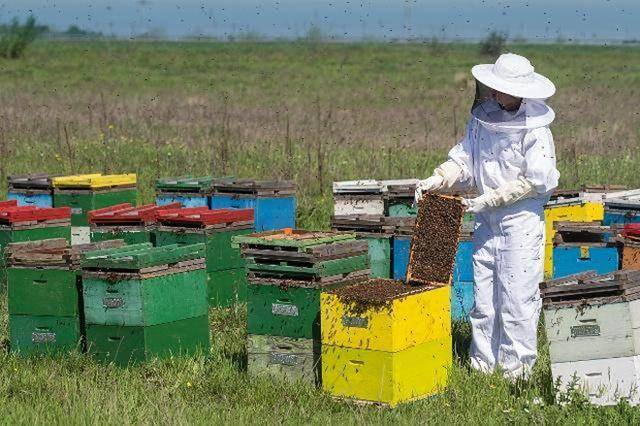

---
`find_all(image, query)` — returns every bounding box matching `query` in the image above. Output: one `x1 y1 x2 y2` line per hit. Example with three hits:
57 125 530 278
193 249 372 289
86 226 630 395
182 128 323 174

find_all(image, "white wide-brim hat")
471 53 556 99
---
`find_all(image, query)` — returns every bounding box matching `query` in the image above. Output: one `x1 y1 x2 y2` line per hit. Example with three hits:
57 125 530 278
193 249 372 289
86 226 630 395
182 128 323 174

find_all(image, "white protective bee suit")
416 53 560 379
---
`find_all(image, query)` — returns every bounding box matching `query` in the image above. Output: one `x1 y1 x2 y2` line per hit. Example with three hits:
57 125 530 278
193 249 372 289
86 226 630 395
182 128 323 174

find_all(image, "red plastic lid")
0 200 19 209
89 202 182 225
156 207 254 226
622 223 640 237
0 206 71 223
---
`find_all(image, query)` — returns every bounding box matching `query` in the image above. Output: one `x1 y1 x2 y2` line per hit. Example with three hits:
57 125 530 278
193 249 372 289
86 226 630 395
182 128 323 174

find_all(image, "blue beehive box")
452 239 474 320
603 200 640 226
210 179 296 232
391 234 411 280
553 245 619 279
7 174 54 207
155 176 216 208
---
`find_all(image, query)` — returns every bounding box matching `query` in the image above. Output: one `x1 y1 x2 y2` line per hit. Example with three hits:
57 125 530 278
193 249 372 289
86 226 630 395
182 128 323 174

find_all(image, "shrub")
479 31 506 57
0 16 42 59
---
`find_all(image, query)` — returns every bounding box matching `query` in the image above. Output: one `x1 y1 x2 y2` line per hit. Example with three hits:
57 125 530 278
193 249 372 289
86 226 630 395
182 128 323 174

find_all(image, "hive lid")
82 242 205 270
540 270 640 307
0 206 71 224
6 238 124 268
155 176 220 193
333 180 384 195
233 228 356 250
89 202 181 226
331 215 387 234
52 173 137 189
156 207 253 228
7 173 56 190
213 179 296 196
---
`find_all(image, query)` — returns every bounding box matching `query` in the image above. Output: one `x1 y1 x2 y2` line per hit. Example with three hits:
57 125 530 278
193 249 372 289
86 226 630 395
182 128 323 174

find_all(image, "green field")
1 40 640 423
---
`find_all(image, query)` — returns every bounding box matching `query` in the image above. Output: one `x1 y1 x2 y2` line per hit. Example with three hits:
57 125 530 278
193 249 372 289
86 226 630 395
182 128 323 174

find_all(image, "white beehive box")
552 355 640 406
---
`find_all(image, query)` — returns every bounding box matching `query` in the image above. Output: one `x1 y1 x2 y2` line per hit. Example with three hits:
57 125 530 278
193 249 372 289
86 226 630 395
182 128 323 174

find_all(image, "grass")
0 40 640 422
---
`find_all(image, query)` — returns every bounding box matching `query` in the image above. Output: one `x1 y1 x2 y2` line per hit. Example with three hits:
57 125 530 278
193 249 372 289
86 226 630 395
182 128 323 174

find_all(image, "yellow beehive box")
320 284 450 352
52 173 137 189
544 201 604 278
322 337 451 407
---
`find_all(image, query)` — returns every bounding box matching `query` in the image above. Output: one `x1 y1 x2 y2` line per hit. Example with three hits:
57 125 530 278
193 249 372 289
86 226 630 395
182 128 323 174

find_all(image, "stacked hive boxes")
89 202 181 245
332 180 391 279
210 179 296 232
6 238 124 355
321 280 451 406
155 176 216 207
155 207 254 307
235 230 370 385
544 197 605 279
542 270 640 406
82 243 210 366
552 221 619 279
52 173 137 245
7 174 55 207
0 201 71 286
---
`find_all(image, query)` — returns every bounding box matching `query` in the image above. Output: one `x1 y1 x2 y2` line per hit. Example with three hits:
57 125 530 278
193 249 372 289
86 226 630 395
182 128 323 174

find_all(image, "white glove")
414 175 444 204
414 160 463 204
463 177 536 214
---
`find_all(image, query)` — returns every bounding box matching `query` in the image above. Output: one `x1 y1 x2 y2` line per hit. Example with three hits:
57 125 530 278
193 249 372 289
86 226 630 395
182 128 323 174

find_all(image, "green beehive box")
248 280 356 340
83 268 208 327
54 188 138 226
86 314 210 366
90 226 153 245
388 203 417 217
0 225 71 286
9 315 81 355
247 334 321 385
155 226 252 273
245 255 368 278
362 235 391 279
8 268 79 317
208 268 247 307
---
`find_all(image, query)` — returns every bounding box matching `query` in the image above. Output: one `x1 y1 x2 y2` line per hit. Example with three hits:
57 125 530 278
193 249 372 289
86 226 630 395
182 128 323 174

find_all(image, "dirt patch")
330 279 432 312
407 193 464 286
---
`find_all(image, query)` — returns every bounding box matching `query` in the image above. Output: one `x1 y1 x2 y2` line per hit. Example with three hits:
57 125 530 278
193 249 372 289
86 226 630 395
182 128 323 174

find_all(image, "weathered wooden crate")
86 314 210 366
247 334 320 386
9 315 81 356
551 355 640 406
210 179 296 232
322 337 451 407
247 271 369 340
320 281 450 352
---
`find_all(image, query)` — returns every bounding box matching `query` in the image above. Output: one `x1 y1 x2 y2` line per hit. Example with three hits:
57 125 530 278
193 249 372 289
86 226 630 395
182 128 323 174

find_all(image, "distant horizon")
1 0 638 44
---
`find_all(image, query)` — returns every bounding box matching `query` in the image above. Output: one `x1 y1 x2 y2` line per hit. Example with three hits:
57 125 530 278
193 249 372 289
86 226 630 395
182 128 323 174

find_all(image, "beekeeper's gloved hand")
463 177 536 213
414 160 463 204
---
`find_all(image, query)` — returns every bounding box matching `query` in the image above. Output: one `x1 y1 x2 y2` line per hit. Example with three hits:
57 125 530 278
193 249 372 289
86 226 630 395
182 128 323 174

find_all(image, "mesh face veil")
472 79 493 112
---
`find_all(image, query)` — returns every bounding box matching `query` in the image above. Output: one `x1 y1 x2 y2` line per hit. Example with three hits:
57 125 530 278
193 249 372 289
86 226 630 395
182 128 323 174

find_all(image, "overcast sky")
0 0 637 42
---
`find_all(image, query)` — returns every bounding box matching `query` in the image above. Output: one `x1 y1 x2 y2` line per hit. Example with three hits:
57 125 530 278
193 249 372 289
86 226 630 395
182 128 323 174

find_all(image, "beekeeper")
415 53 559 379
